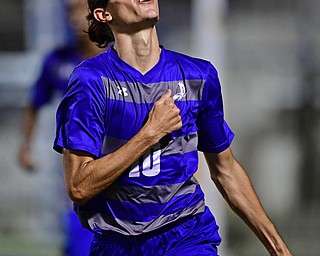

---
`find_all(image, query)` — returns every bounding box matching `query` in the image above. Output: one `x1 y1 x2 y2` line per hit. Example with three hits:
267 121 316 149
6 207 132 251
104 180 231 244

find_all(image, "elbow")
67 186 90 205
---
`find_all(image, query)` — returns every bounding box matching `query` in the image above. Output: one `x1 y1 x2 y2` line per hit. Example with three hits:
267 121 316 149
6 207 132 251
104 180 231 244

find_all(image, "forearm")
63 124 159 204
205 150 292 255
21 106 37 148
216 162 290 255
18 106 38 170
63 89 182 204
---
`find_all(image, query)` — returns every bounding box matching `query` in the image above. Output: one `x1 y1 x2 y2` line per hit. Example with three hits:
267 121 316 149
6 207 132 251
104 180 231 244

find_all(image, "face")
105 0 159 32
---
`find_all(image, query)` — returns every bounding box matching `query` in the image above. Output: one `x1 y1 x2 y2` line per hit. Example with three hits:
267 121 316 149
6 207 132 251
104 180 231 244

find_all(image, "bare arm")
18 106 38 171
62 90 182 205
204 148 292 256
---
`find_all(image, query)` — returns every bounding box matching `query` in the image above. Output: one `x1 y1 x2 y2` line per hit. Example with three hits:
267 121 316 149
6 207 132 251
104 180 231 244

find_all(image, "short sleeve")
30 54 55 109
53 66 106 158
196 64 234 153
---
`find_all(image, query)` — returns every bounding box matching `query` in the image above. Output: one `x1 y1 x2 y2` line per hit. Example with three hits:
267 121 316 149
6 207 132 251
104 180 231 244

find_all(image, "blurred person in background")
18 0 102 255
53 0 292 255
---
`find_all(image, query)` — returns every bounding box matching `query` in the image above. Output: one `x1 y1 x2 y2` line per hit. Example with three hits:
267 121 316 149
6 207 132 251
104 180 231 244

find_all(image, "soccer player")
18 0 102 255
53 0 292 255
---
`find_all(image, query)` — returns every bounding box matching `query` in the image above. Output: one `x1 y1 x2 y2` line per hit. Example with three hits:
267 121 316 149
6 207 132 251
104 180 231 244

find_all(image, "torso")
76 47 210 235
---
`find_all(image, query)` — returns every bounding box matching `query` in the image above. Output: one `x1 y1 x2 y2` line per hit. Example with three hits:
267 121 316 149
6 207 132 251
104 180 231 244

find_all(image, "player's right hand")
145 89 182 141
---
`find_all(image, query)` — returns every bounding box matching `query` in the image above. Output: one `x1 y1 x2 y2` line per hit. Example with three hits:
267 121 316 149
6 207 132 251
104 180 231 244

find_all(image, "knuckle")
166 97 174 104
154 101 161 107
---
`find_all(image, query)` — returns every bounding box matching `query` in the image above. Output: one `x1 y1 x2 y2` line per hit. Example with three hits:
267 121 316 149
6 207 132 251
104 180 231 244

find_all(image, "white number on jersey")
129 144 161 178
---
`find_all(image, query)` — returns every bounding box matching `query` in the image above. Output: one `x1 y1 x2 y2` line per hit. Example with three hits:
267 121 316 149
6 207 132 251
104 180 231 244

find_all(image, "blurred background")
0 0 319 255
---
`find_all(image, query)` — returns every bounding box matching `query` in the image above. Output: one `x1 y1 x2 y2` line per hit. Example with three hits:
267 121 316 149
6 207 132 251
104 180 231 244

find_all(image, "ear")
93 8 112 23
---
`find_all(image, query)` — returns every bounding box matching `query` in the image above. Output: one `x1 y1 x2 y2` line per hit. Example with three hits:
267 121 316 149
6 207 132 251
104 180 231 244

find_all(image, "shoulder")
74 50 109 78
164 48 217 79
67 53 109 96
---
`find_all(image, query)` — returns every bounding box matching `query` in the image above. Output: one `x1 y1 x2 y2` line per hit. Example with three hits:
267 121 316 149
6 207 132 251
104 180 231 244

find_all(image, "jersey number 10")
129 144 161 178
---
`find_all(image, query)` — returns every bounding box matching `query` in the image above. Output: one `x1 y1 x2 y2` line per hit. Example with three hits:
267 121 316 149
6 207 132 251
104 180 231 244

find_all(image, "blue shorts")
88 207 221 256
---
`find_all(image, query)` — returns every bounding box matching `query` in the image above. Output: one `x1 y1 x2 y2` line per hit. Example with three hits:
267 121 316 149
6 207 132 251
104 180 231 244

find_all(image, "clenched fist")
144 89 182 142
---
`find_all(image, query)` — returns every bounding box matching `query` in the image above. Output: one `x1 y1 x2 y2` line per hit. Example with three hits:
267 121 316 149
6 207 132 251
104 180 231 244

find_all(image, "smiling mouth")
138 0 151 2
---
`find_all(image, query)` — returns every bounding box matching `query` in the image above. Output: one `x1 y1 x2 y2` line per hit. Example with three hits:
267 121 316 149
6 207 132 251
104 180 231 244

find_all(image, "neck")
113 26 160 74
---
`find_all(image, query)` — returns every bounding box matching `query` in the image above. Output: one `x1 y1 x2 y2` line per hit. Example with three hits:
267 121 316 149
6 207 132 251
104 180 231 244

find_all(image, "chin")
145 11 159 22
144 8 159 18
143 16 159 27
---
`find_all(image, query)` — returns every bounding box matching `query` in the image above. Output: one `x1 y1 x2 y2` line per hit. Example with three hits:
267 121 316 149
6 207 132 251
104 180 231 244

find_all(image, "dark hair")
86 0 114 48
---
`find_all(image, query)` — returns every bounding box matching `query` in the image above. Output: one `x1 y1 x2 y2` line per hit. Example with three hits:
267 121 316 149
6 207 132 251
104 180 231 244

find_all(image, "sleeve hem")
198 132 234 153
53 139 100 158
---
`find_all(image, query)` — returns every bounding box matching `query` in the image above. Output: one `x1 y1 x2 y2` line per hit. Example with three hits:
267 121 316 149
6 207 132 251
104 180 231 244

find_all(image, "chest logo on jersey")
173 82 186 101
117 86 128 97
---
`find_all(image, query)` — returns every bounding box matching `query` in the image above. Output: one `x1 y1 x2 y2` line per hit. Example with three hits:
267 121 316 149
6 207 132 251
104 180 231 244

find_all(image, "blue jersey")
53 46 234 236
31 46 82 109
